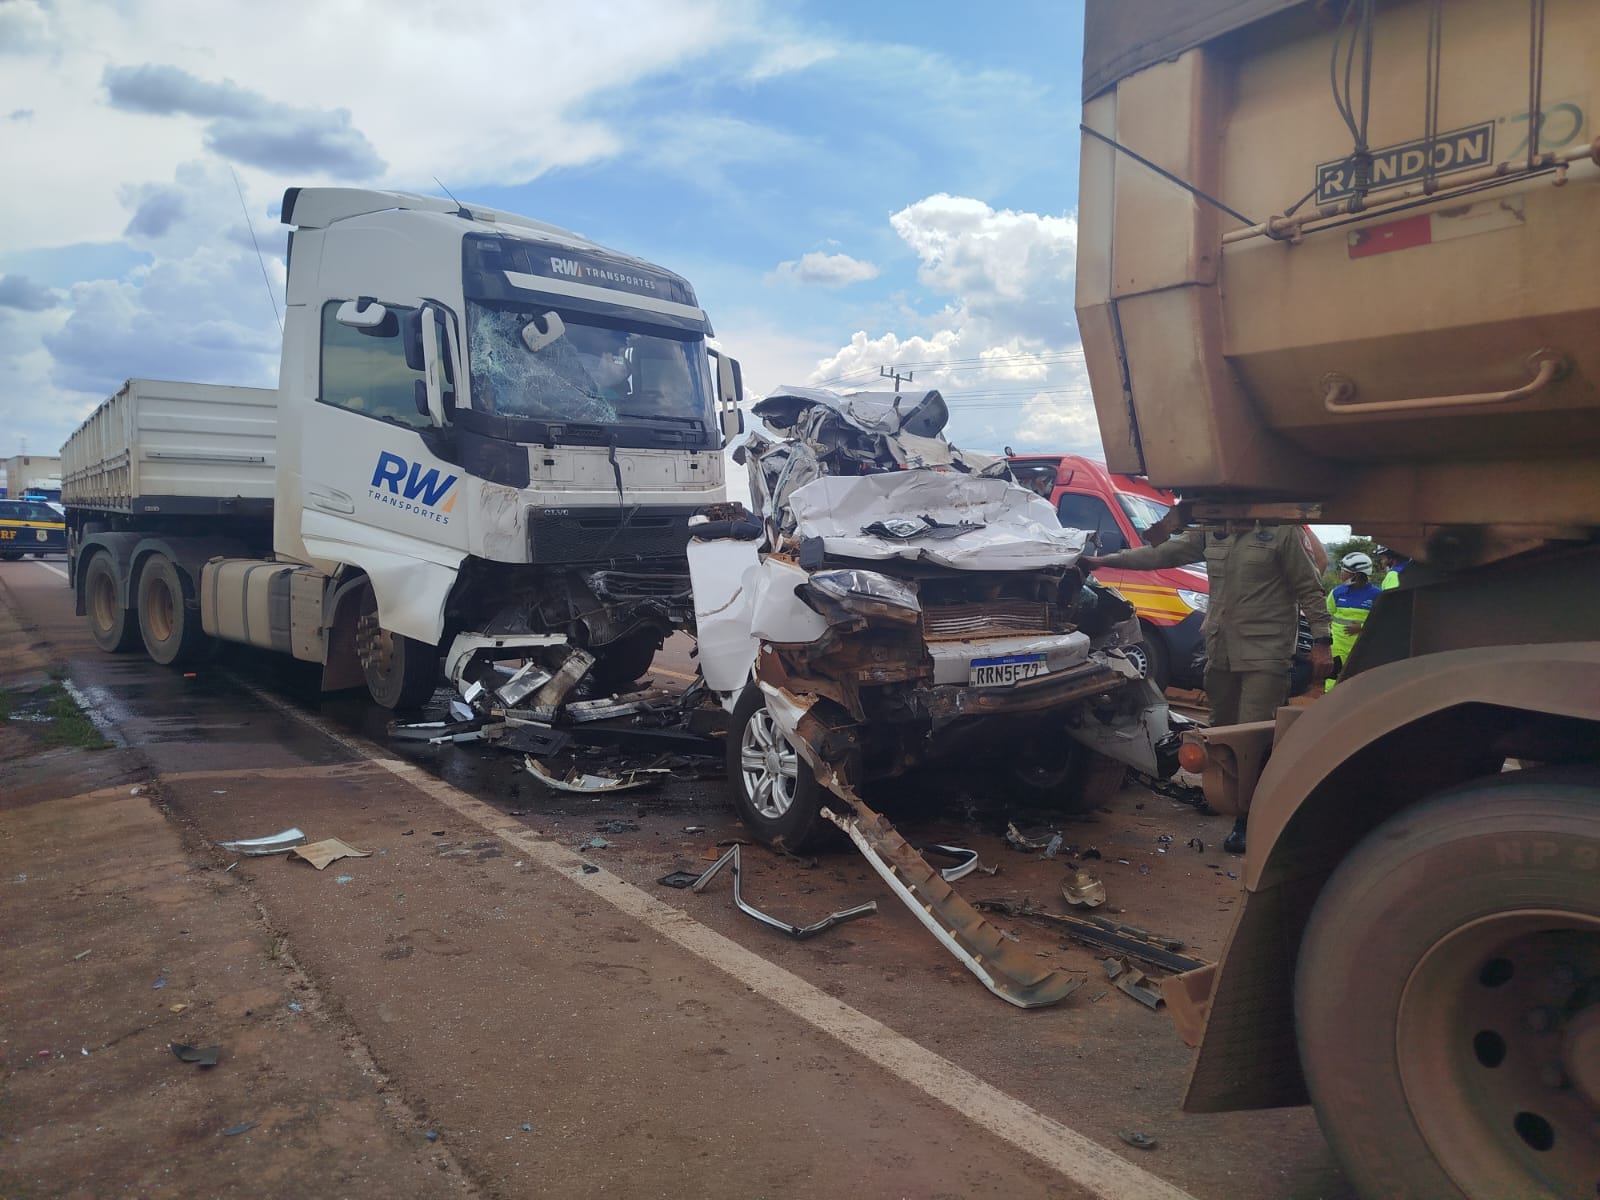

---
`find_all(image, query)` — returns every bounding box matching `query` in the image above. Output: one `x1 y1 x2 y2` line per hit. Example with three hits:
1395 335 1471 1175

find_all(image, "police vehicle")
0 497 67 559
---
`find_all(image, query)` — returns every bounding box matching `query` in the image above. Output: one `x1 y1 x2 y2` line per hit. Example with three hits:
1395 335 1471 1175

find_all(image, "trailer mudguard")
1185 642 1600 1112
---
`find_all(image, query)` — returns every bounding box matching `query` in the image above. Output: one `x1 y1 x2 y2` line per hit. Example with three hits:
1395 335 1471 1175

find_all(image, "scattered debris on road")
169 1042 221 1067
971 898 1205 976
289 839 371 871
692 842 876 940
1118 1130 1158 1150
1104 957 1165 1009
525 757 671 794
1061 869 1107 908
826 796 1084 1008
216 827 305 856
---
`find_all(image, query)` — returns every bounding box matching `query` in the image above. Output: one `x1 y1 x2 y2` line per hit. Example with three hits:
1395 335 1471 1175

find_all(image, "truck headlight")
807 569 921 622
1177 588 1208 613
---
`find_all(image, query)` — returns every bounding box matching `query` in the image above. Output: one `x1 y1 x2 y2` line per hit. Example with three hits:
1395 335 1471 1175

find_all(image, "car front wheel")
726 684 832 852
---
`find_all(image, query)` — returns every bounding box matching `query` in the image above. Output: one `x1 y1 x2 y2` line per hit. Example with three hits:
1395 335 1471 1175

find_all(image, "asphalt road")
0 556 1357 1200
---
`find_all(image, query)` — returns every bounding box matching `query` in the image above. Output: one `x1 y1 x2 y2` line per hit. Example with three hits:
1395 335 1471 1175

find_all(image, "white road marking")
229 679 1200 1200
32 561 69 581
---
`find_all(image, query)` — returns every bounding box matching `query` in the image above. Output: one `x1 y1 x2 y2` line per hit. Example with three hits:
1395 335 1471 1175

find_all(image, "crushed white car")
688 385 1173 850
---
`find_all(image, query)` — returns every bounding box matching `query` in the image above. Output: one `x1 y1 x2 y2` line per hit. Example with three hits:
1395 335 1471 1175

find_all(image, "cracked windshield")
466 301 713 428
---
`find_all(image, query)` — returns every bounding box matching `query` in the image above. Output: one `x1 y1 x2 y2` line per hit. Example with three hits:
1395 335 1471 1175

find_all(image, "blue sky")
0 0 1095 469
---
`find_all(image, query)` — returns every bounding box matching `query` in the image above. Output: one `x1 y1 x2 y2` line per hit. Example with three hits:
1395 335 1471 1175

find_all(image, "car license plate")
969 653 1048 687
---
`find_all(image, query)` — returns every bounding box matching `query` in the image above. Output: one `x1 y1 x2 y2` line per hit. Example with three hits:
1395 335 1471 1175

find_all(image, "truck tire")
590 630 662 693
84 552 139 653
726 684 832 852
355 591 438 709
136 554 208 666
1294 770 1600 1200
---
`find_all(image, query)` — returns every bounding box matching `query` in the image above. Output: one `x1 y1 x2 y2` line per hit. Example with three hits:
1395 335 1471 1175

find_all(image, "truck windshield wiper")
615 412 705 428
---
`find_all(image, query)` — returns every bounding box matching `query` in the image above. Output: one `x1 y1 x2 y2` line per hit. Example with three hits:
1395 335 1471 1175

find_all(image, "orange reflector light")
1177 742 1208 773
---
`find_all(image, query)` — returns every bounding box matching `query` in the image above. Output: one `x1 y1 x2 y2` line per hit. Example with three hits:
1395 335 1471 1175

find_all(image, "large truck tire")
589 629 663 693
136 554 208 666
726 684 833 852
1294 770 1600 1200
84 552 140 654
355 589 438 709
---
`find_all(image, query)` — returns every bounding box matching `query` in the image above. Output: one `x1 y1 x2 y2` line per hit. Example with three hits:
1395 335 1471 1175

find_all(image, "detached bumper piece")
824 797 1084 1009
693 843 877 939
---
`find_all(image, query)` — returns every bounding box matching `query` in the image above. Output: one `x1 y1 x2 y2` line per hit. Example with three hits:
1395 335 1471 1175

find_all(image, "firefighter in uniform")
1325 551 1381 691
1083 520 1333 853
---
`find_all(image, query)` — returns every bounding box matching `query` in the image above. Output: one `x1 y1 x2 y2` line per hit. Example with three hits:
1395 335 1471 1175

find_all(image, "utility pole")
879 365 913 393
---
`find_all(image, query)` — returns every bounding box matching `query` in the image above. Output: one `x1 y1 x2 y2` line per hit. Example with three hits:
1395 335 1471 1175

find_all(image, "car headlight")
807 569 921 621
1176 588 1208 613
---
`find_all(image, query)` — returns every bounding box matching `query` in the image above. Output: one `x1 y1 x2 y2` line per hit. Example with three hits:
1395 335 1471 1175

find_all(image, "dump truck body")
1077 3 1600 1197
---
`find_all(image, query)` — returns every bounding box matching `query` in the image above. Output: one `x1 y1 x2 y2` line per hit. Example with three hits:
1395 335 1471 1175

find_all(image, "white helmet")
1340 551 1374 574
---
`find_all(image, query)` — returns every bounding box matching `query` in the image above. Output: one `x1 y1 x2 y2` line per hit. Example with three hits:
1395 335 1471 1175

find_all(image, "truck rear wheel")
84 552 139 653
136 554 207 666
355 592 438 709
1295 771 1600 1200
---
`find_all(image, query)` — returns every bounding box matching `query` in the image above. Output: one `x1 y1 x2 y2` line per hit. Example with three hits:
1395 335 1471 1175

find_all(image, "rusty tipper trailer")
1076 2 1600 1197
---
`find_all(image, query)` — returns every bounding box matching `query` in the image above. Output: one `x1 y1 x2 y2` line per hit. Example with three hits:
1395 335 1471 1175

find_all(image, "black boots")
1223 816 1247 855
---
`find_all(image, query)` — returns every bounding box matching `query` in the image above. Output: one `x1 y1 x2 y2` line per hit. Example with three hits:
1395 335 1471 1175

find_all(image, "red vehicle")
1007 454 1206 690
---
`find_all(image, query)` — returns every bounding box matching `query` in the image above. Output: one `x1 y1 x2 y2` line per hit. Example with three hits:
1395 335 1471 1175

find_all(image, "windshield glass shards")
466 300 714 429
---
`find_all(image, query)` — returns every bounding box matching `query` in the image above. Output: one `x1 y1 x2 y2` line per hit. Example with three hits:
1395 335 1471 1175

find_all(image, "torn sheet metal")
532 647 596 707
562 689 676 723
824 798 1084 1009
388 718 488 745
1061 869 1108 908
692 842 876 939
1104 957 1166 1009
290 838 371 870
494 663 553 708
216 828 305 856
787 472 1088 571
443 631 568 692
920 844 982 882
524 757 670 794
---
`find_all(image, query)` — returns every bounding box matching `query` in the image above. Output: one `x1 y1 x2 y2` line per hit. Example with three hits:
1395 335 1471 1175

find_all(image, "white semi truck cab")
62 187 744 707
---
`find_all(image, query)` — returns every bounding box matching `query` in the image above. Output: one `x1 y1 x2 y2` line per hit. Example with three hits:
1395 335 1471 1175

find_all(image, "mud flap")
823 797 1084 1009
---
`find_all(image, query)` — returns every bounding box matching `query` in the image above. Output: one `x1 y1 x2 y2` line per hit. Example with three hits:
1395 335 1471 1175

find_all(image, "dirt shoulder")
0 579 471 1200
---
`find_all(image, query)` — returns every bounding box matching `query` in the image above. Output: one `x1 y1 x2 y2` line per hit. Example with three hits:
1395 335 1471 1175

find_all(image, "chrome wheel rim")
739 706 799 820
1396 910 1600 1199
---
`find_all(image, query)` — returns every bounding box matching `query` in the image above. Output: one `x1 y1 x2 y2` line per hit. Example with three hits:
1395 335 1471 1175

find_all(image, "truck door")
301 299 470 557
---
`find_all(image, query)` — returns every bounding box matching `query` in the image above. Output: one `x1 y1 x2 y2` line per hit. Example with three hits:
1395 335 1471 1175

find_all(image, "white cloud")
745 39 837 82
769 251 879 288
809 194 1098 456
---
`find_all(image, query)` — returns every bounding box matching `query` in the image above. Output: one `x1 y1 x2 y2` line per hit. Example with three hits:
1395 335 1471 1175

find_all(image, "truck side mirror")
710 349 745 443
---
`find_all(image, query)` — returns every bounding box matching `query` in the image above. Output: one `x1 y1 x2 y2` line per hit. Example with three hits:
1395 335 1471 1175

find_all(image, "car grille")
921 601 1056 640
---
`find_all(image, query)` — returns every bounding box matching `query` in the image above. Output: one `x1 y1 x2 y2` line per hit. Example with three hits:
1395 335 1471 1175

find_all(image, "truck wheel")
84 552 139 653
1295 771 1600 1200
590 630 663 693
726 684 832 852
355 594 438 709
136 554 207 666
